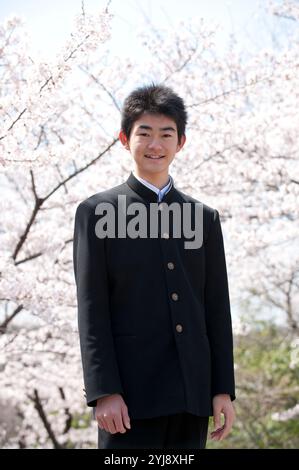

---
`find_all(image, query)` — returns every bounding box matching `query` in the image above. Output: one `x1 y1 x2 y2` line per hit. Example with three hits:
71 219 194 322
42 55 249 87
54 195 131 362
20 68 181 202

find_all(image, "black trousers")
98 412 209 449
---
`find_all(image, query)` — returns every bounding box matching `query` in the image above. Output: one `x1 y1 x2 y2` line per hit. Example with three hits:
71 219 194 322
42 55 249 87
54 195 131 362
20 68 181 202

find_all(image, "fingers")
97 418 104 430
211 407 224 441
211 404 235 441
97 407 131 434
97 413 114 434
95 394 131 434
121 404 131 430
211 421 232 441
213 407 222 433
222 406 235 440
114 413 127 434
105 415 118 434
98 414 120 434
219 410 234 440
210 424 225 440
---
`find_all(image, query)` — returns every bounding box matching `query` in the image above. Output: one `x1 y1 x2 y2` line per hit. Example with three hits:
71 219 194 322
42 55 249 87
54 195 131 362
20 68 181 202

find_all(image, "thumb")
121 404 131 429
213 408 221 431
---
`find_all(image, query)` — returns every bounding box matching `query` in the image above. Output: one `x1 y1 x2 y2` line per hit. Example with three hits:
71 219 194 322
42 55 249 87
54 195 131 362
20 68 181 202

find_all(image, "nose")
147 138 163 151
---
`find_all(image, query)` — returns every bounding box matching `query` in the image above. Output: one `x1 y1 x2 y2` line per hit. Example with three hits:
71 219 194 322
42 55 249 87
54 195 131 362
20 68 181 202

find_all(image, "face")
119 113 186 180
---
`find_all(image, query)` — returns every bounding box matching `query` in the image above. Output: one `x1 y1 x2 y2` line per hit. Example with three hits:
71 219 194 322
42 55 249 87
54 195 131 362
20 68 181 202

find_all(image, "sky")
0 0 289 61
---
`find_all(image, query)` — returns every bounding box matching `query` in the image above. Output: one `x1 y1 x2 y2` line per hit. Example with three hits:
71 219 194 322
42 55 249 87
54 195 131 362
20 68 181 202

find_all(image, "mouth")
144 155 165 160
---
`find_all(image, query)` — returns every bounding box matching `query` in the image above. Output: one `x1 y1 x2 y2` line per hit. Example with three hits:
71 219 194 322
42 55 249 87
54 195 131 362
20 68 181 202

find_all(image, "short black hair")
121 83 187 145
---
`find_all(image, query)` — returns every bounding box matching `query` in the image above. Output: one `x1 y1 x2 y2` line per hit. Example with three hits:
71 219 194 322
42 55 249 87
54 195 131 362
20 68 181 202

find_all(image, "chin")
145 166 167 173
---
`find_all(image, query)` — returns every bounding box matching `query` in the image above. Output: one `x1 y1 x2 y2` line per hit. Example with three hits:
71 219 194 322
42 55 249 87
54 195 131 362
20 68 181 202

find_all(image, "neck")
134 168 169 189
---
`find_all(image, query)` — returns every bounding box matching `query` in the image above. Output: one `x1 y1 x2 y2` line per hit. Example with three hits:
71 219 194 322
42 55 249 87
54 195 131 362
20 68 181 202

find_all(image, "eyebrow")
136 125 176 132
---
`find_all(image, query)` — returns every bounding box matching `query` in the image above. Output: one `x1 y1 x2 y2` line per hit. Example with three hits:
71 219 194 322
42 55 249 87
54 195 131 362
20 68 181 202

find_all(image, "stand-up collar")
132 171 172 201
126 171 176 203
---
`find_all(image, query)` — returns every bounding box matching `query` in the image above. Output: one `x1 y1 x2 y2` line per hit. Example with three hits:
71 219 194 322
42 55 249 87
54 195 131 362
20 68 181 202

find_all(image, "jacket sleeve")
73 201 124 407
204 209 236 401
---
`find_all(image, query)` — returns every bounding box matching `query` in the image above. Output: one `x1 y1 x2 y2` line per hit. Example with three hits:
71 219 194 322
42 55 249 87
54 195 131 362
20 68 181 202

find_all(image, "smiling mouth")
145 155 165 159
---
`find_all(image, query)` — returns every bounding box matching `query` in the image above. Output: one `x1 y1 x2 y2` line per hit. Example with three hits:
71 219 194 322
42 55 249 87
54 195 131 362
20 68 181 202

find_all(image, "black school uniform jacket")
73 172 235 419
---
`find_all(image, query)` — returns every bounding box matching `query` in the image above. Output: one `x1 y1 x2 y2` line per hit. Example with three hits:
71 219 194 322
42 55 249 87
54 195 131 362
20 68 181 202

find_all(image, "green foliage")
206 321 299 449
71 412 92 429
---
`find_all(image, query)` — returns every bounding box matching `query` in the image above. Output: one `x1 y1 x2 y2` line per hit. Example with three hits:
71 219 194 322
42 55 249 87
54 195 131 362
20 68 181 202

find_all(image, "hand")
95 393 131 434
211 394 235 441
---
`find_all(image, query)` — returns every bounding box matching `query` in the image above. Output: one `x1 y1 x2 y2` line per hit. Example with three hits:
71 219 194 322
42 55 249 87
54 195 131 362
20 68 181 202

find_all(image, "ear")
176 134 186 153
119 130 130 150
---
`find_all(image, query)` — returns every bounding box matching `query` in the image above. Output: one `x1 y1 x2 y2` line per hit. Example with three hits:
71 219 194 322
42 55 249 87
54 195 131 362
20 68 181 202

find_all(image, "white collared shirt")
133 171 173 202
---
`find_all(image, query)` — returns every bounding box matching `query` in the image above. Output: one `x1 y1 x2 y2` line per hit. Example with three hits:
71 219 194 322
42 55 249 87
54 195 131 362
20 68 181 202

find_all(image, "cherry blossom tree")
0 5 116 449
0 0 298 448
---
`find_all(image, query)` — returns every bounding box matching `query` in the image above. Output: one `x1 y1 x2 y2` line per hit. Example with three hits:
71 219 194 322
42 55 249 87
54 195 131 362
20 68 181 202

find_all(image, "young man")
73 84 236 449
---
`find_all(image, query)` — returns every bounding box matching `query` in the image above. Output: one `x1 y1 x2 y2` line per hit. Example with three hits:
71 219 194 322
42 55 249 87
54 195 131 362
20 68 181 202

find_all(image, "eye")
138 133 149 136
163 134 172 138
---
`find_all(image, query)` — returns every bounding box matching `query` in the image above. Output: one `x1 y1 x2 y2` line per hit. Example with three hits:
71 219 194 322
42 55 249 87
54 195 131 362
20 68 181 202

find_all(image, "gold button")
171 292 179 301
162 232 169 239
167 262 175 270
176 324 183 333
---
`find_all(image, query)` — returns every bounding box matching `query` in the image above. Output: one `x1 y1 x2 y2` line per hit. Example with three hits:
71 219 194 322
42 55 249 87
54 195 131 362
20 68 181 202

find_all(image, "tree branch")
58 387 73 434
0 305 23 334
12 138 118 262
28 389 63 449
